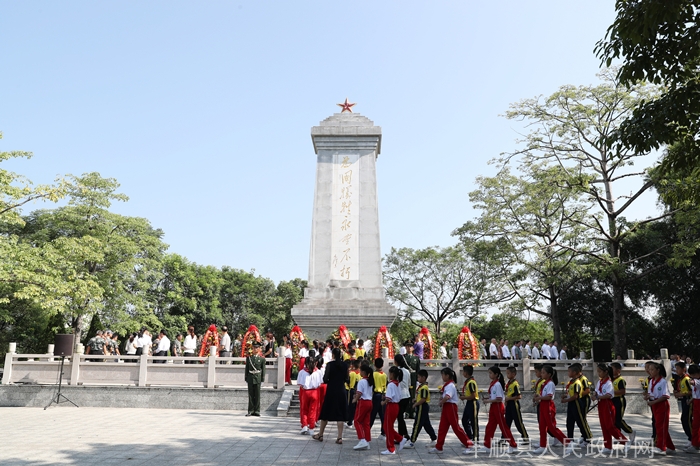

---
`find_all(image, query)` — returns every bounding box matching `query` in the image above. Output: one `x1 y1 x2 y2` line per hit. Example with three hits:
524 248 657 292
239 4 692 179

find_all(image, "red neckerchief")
489 379 498 396
361 376 368 380
539 379 550 395
598 377 610 394
566 379 573 392
390 379 399 386
650 376 663 395
441 380 453 395
506 379 512 391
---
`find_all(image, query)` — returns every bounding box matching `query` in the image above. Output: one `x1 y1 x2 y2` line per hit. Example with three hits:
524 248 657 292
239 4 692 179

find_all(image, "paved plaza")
0 407 697 465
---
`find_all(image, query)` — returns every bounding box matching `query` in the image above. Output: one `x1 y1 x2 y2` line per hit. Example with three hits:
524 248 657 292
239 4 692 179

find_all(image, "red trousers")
285 358 292 384
317 384 327 423
597 399 627 449
384 402 404 452
354 399 372 441
436 402 473 450
300 388 318 429
692 399 700 448
484 402 517 448
538 400 567 448
299 357 306 373
651 400 675 451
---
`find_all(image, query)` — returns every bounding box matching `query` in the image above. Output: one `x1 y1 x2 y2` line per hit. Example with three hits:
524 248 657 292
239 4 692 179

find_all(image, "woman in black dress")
313 348 349 444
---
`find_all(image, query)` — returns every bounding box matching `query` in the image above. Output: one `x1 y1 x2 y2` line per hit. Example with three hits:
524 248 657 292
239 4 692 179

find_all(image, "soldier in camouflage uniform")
245 340 266 416
86 330 107 362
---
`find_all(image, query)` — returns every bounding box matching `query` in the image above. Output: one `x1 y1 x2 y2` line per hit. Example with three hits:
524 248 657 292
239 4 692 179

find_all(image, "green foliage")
596 1 700 199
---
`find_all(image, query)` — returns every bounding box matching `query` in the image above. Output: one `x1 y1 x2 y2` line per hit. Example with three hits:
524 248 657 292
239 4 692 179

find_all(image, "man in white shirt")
524 340 531 358
183 326 197 364
550 341 559 360
532 342 541 360
501 341 511 360
541 340 551 360
399 342 407 355
439 341 448 359
489 338 498 360
154 330 169 363
559 345 568 361
219 326 232 364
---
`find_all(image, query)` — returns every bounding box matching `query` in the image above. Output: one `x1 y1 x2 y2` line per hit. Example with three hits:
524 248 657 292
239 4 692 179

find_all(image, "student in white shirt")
428 368 474 454
297 359 313 435
393 355 412 440
489 339 498 360
532 365 567 454
501 343 511 360
645 362 674 453
154 330 170 363
284 341 293 385
183 326 197 364
591 364 628 454
352 364 375 450
469 366 516 453
380 367 408 455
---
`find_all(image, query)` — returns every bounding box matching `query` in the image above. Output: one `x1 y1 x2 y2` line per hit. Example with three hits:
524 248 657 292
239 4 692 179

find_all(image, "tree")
501 70 670 355
596 1 700 197
455 163 590 343
383 243 510 336
19 173 168 341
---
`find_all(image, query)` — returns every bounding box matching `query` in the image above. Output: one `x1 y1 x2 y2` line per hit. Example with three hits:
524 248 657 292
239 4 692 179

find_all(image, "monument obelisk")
291 100 396 339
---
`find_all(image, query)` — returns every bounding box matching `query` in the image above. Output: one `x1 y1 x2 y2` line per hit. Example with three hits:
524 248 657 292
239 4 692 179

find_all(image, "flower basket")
289 325 308 371
368 325 396 361
456 326 480 361
242 325 262 357
329 325 355 350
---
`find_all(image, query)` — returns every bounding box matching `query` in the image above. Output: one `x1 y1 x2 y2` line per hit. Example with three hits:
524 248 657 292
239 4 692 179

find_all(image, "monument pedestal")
292 111 396 339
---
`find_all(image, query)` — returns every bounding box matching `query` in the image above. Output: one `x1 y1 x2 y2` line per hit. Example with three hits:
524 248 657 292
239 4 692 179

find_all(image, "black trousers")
346 388 356 425
410 402 437 442
680 397 692 440
369 392 385 435
408 375 417 419
566 400 592 440
612 397 634 434
184 352 196 364
397 398 410 437
505 400 529 439
462 399 479 441
247 382 261 415
155 350 167 363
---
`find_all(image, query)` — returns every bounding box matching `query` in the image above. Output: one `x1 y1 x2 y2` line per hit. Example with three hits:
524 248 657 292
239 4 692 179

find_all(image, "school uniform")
346 369 361 426
648 376 675 452
284 347 293 384
384 380 404 453
397 367 411 438
303 367 324 429
595 377 628 449
505 378 528 440
461 377 480 441
676 374 693 442
369 370 387 436
354 377 373 442
483 380 517 449
537 379 567 448
690 378 700 449
435 381 474 451
410 382 437 443
298 347 309 373
612 376 634 434
565 377 592 441
297 368 311 429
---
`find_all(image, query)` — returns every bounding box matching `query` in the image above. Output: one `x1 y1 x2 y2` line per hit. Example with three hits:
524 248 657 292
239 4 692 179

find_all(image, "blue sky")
1 2 638 284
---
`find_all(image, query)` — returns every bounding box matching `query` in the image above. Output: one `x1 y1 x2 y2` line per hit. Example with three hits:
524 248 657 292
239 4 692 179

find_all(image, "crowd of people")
267 336 700 457
478 338 570 361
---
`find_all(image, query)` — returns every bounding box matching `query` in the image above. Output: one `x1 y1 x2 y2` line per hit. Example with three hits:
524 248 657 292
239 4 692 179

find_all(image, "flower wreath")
456 326 480 361
198 324 220 358
329 325 355 350
242 325 262 357
371 325 395 360
418 326 435 360
289 325 308 371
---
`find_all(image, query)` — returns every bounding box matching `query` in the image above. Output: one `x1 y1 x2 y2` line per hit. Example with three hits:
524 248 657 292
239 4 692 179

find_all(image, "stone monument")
291 100 397 339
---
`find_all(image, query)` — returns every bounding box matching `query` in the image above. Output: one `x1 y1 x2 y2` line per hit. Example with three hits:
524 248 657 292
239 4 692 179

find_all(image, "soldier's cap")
252 341 262 347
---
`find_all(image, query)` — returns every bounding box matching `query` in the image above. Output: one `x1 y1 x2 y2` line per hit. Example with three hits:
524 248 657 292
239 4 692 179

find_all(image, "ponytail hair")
489 365 505 389
598 363 614 379
389 365 403 382
542 365 558 385
394 354 410 370
656 362 667 378
361 364 375 387
441 367 457 382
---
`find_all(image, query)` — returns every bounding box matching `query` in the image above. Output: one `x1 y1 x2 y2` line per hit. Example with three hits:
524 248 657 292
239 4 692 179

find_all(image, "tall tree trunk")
72 314 84 346
612 276 626 356
549 285 561 344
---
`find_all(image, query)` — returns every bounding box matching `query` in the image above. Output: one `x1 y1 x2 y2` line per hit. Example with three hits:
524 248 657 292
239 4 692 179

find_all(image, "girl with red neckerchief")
532 365 568 455
591 363 628 455
351 364 375 451
468 366 517 454
428 368 474 455
644 362 675 454
380 366 408 455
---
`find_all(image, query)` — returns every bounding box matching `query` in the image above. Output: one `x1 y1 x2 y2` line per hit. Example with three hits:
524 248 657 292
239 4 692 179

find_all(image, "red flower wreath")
456 326 480 360
373 325 395 360
419 327 435 360
242 325 262 357
288 325 308 370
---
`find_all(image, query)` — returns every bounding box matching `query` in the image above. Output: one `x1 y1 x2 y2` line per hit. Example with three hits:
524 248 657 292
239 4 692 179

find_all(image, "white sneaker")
477 446 490 453
686 446 699 453
428 448 443 454
532 447 547 455
629 431 636 443
601 448 613 455
426 440 437 448
651 447 666 455
551 438 563 446
404 441 415 449
353 440 369 450
300 426 309 435
686 440 693 448
398 437 408 451
463 447 475 454
577 437 585 445
378 434 386 441
506 446 517 454
307 428 315 436
565 443 576 455
380 449 395 455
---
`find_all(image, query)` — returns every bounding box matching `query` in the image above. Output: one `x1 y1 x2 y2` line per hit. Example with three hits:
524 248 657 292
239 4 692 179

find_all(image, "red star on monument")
337 98 356 113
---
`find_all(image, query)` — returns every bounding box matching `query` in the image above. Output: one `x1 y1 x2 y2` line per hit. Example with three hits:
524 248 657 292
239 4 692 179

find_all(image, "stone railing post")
451 348 460 375
522 357 530 389
660 348 671 381
138 353 148 386
1 343 15 385
276 346 285 389
207 347 217 388
627 350 635 360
